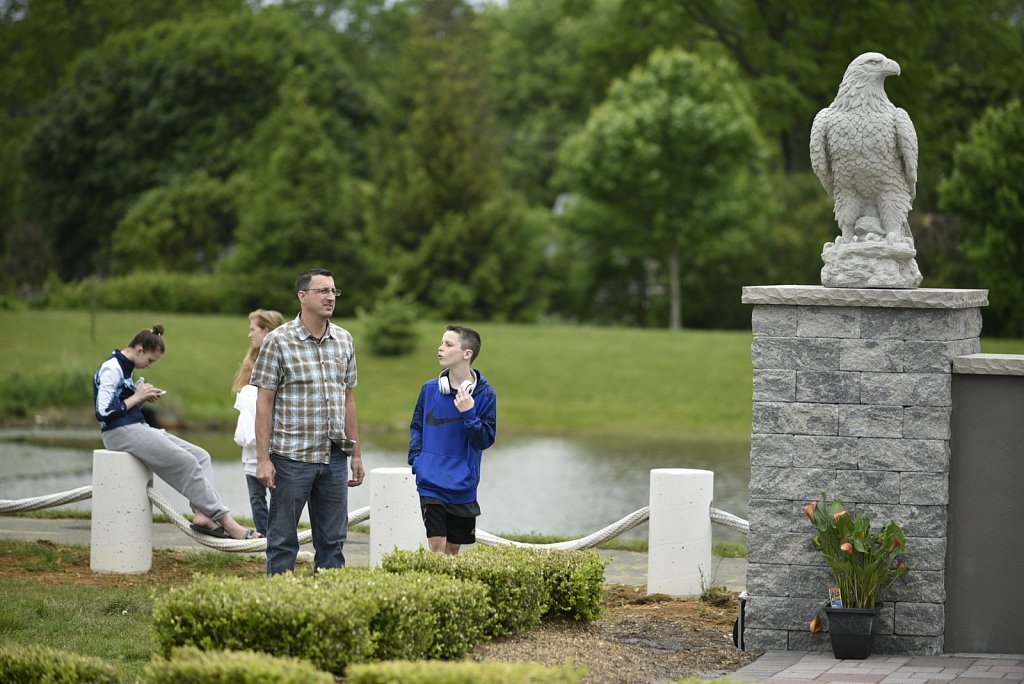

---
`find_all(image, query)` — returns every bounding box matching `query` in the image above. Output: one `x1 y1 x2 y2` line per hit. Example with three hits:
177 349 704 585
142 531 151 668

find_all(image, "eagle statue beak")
884 58 901 77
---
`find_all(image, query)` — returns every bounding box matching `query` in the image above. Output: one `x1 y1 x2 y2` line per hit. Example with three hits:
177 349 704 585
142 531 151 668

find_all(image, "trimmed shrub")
314 568 491 660
347 659 588 683
381 547 547 637
152 572 378 674
151 569 492 675
505 546 606 622
0 643 121 683
142 645 333 683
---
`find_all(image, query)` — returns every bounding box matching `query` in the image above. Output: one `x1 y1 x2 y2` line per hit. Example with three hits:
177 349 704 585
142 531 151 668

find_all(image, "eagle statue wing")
809 108 834 200
894 107 918 201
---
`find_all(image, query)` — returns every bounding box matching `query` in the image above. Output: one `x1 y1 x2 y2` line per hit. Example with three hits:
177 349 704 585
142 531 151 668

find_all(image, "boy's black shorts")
421 502 477 544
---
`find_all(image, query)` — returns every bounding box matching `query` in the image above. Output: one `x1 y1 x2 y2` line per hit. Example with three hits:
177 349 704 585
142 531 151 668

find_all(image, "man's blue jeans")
266 444 348 575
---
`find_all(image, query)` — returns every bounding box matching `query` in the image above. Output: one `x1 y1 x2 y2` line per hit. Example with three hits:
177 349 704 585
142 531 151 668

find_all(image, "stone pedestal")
739 285 987 655
821 241 922 289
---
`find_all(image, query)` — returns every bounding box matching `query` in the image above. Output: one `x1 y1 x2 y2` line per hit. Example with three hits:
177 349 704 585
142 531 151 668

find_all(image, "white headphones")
438 369 477 395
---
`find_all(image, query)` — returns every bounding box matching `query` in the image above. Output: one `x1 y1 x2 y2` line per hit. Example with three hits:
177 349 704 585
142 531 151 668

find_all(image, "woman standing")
231 309 284 537
93 323 260 540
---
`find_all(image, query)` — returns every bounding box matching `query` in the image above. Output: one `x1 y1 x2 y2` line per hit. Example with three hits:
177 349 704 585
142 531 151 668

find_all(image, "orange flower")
809 616 823 633
897 561 906 569
833 510 849 522
891 537 902 550
840 542 854 553
804 502 817 522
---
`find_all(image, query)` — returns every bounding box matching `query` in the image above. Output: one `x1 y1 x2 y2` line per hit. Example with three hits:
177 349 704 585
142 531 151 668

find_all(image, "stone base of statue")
821 236 923 289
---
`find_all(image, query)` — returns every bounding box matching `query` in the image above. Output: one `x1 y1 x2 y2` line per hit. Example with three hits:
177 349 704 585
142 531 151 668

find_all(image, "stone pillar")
369 467 424 567
647 468 714 597
91 449 154 574
739 285 987 655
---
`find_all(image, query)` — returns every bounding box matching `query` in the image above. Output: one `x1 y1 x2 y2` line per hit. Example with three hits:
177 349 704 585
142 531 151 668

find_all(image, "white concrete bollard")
90 449 154 574
646 468 714 597
369 467 424 567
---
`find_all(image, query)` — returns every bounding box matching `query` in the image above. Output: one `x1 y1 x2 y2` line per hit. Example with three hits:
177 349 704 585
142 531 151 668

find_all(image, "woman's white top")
234 384 258 477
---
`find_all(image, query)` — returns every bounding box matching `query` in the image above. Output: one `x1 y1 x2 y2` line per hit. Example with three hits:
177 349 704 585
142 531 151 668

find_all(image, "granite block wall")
739 285 987 655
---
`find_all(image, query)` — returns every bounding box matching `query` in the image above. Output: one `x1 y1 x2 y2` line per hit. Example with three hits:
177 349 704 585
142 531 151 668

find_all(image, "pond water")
0 429 751 543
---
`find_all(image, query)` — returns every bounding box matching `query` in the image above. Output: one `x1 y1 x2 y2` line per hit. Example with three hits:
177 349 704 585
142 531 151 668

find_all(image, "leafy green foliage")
559 47 771 328
142 645 334 684
347 658 588 684
112 172 241 274
0 366 93 418
21 8 368 281
939 99 1024 337
806 492 909 610
360 295 419 357
317 568 490 661
381 546 546 637
0 643 122 684
527 547 607 622
373 1 549 322
151 570 491 674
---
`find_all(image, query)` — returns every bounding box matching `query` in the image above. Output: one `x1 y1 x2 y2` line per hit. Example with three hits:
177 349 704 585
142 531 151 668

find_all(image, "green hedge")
383 545 606 626
382 546 548 637
529 547 607 622
142 646 333 683
347 659 588 683
0 643 121 683
36 271 303 317
151 569 491 675
314 568 490 661
0 365 93 417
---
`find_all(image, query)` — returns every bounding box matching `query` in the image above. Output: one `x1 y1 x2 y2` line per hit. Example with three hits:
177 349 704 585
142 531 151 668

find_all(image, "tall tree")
374 0 549 321
20 7 368 280
222 76 372 316
559 48 770 330
0 0 244 288
939 99 1024 337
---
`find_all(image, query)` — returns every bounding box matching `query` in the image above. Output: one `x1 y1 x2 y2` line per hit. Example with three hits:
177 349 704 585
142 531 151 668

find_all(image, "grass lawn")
0 309 757 439
1 309 1022 440
0 540 267 681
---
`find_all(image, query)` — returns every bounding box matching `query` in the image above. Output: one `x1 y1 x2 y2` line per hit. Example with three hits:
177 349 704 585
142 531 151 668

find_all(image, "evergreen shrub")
151 569 491 675
381 546 549 637
346 658 588 683
360 296 419 356
142 645 333 684
0 643 121 683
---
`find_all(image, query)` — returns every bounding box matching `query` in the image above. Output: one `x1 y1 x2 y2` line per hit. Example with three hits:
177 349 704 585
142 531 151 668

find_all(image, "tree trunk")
668 245 681 330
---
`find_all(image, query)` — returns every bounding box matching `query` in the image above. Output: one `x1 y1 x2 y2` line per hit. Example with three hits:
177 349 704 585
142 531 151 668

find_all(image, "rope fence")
0 483 747 553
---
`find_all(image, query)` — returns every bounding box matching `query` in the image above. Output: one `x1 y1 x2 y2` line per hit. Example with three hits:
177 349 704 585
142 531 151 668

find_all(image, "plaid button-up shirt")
249 316 357 464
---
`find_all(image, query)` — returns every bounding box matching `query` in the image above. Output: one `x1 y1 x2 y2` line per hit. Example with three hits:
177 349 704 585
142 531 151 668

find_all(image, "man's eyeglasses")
300 287 342 297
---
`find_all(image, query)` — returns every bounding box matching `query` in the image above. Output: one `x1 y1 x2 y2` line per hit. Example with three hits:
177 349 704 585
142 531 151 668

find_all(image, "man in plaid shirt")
252 267 365 575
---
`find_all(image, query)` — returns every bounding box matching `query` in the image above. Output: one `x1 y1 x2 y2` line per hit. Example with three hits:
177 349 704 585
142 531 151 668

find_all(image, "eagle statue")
810 52 918 245
811 52 922 288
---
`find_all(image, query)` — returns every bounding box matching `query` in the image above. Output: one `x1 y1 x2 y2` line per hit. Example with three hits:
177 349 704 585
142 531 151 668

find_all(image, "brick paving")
732 652 1024 683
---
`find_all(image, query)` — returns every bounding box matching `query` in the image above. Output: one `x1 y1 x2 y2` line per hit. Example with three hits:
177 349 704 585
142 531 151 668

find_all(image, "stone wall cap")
952 353 1024 376
741 285 989 309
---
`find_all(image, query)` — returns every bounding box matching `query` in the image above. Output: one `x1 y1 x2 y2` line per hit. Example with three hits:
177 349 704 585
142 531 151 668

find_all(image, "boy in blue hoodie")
408 325 497 554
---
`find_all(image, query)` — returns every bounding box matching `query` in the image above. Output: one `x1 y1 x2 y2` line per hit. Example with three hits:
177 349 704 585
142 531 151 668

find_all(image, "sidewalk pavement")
12 517 1018 682
730 651 1024 683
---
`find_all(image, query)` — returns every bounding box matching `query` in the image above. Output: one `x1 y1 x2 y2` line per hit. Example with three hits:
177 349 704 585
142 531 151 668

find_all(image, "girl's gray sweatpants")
101 423 230 521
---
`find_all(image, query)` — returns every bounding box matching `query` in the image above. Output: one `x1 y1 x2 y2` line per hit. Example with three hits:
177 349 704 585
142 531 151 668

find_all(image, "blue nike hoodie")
407 371 497 504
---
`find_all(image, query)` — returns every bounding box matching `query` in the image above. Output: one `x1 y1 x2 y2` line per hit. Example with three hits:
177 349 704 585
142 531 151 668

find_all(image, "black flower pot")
825 607 880 659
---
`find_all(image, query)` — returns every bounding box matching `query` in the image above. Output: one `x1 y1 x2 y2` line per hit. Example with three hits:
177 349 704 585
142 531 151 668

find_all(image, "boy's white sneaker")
296 550 314 564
